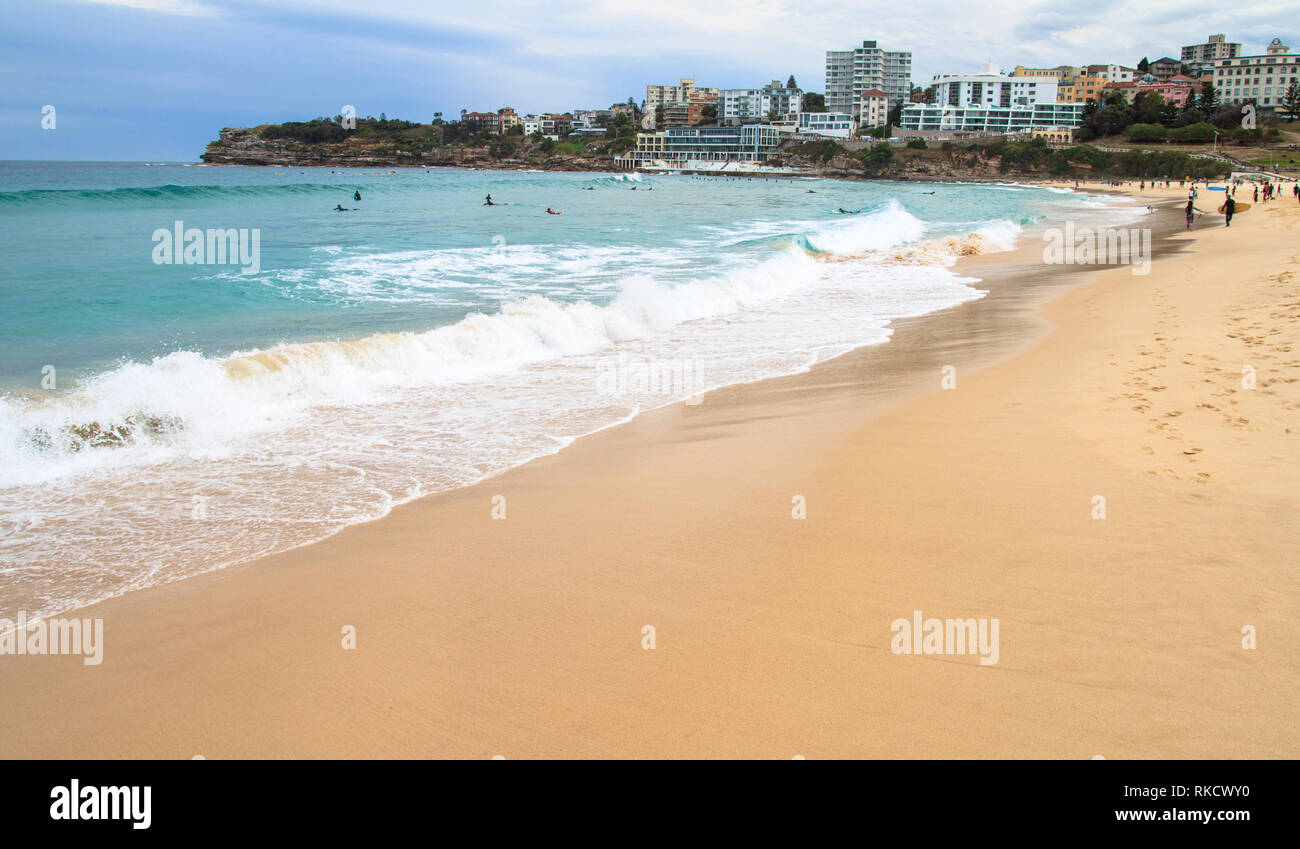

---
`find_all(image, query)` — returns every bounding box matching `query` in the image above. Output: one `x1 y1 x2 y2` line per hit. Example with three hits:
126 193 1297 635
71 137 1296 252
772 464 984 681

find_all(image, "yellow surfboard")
1218 201 1251 214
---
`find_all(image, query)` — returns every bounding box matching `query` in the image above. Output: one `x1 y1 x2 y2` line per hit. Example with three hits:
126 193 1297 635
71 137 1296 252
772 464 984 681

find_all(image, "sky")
1 0 1294 160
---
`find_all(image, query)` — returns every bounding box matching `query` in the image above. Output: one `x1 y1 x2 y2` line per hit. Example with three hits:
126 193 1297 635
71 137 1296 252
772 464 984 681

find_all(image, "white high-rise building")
825 39 913 115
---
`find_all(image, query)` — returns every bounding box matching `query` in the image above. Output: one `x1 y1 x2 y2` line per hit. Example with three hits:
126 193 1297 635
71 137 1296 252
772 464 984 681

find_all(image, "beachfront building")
859 89 888 128
901 65 1082 135
618 124 785 167
1150 57 1183 80
1087 64 1137 83
496 108 521 133
900 102 1084 134
461 111 500 133
1182 33 1241 77
1136 74 1200 107
719 81 803 125
1057 73 1106 103
930 63 1061 107
825 39 913 115
797 112 856 138
1213 38 1298 111
1103 81 1138 104
662 93 718 127
645 78 719 111
1012 65 1081 83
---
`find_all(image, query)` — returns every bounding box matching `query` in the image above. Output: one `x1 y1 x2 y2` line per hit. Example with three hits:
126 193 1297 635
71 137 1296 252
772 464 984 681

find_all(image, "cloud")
60 0 219 15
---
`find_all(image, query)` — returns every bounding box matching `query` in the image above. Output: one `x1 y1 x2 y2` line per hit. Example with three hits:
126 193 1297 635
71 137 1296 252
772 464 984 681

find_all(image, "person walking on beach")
1254 185 1259 203
1185 199 1195 230
1224 195 1235 227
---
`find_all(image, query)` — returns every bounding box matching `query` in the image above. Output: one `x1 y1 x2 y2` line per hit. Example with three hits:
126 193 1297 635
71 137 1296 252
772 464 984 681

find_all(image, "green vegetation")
785 139 844 162
969 138 1225 179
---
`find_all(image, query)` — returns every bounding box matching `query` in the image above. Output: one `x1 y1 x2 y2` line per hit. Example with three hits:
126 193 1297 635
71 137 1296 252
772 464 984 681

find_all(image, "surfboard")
1218 201 1251 214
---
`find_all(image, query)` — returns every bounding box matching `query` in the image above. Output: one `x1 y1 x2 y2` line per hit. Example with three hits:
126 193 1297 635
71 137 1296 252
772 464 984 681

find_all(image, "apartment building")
1086 64 1137 83
1057 74 1106 103
719 81 803 125
1182 34 1241 66
1012 65 1081 83
859 88 888 128
797 112 856 138
825 39 913 114
645 78 719 111
662 92 718 127
902 63 1080 134
900 102 1085 133
1213 38 1298 110
932 63 1060 107
1150 57 1183 80
1135 74 1200 107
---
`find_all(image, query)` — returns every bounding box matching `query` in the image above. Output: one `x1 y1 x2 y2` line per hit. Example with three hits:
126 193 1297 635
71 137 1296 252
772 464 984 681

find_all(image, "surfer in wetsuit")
1224 195 1235 227
485 194 494 206
335 204 347 212
354 191 361 201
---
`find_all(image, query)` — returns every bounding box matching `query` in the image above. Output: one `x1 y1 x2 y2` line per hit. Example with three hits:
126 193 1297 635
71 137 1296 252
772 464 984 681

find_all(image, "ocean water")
0 162 1141 618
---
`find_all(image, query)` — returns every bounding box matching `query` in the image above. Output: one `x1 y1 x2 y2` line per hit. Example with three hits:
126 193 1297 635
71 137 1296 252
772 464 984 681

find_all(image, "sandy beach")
3 181 1296 759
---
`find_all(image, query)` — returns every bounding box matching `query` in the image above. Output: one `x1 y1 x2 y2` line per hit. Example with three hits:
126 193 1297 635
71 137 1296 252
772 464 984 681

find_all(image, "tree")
1132 90 1164 125
803 92 827 113
654 104 665 126
700 104 719 124
1137 57 1150 73
1197 83 1220 112
1282 81 1300 120
787 75 799 90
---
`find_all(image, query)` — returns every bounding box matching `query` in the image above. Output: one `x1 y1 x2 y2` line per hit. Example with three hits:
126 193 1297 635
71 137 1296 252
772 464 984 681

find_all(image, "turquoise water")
0 162 1139 617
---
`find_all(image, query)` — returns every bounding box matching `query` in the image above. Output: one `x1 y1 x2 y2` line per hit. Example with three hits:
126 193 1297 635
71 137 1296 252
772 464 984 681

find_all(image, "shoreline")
3 183 1296 758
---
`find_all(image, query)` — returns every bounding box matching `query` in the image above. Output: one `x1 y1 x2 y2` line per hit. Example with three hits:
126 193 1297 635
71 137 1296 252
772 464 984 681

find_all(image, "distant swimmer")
354 191 361 201
546 208 563 215
334 204 352 212
807 190 817 193
485 194 493 205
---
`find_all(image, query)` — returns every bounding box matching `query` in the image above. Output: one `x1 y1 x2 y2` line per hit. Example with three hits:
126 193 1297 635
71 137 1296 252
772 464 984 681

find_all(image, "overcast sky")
1 0 1293 160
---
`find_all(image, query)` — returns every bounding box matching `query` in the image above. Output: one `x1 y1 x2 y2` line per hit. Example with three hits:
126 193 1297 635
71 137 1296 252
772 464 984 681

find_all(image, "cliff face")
201 127 620 171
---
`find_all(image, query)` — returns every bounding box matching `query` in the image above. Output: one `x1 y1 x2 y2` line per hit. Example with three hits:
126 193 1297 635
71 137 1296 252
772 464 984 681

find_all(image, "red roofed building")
859 88 889 127
1137 74 1200 107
